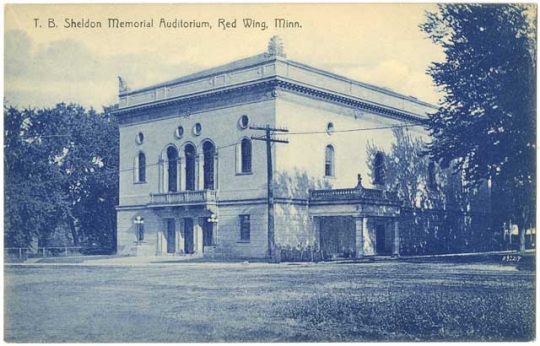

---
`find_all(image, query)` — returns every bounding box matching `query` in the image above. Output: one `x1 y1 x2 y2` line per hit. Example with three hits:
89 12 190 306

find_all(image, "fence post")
43 247 46 258
19 248 22 259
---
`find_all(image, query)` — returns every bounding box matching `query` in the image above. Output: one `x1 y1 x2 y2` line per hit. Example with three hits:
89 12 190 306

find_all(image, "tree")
367 128 489 213
4 103 119 251
50 104 119 249
367 128 498 254
366 128 441 209
420 4 536 252
4 106 68 247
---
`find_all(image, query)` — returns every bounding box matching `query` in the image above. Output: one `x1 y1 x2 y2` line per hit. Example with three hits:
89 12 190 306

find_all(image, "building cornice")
113 77 428 125
275 79 427 124
284 59 437 110
114 78 277 115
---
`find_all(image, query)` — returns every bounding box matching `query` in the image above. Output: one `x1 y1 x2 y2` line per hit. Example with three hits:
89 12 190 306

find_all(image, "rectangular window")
241 139 252 173
239 214 250 242
138 153 146 183
325 163 332 177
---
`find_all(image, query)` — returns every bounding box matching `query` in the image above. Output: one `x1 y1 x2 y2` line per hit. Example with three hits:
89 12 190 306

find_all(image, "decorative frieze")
115 77 426 126
115 49 433 125
115 80 278 125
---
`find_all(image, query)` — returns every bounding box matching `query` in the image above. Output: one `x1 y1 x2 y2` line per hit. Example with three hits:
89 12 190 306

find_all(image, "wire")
286 123 425 135
6 140 241 186
7 123 423 186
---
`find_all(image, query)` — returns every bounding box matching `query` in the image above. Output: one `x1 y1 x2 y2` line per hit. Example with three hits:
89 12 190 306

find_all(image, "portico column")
176 218 185 253
211 221 218 246
156 220 164 255
194 217 204 254
156 231 160 255
178 156 186 191
311 216 321 248
393 220 400 258
355 216 364 258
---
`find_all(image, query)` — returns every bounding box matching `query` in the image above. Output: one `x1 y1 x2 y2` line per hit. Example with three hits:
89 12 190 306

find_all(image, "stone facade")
114 37 436 259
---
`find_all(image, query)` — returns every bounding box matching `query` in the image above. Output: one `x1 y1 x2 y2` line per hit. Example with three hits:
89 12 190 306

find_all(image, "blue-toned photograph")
4 3 536 342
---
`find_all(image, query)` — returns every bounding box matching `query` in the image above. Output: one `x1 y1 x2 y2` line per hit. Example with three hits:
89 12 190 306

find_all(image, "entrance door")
184 218 194 254
166 219 176 254
202 219 213 246
376 224 386 255
319 216 355 259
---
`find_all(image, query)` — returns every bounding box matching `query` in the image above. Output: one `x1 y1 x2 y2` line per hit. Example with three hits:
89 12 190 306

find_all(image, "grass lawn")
4 259 535 342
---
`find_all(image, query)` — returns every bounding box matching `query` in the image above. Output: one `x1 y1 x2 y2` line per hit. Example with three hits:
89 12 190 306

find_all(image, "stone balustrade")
310 187 399 203
149 190 217 206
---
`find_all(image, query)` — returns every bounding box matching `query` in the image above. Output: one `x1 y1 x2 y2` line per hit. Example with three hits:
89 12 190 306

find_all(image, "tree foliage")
366 127 485 211
367 129 430 208
367 128 497 254
4 103 119 250
420 4 536 239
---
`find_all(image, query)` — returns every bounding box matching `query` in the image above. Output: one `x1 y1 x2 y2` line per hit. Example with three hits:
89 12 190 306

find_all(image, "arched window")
184 144 196 191
241 138 252 173
137 152 146 183
167 146 178 192
428 162 436 189
325 145 335 177
374 152 385 185
203 141 216 190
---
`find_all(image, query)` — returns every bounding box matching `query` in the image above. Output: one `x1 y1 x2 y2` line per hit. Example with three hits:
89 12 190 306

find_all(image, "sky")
5 4 446 111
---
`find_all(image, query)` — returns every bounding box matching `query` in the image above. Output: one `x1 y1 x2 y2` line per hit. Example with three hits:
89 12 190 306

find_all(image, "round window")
326 122 335 135
135 132 144 145
175 126 184 139
239 115 249 129
193 123 202 136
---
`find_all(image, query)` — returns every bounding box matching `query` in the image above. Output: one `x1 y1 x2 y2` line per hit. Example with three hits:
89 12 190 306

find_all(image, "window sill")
324 175 336 179
237 240 251 244
134 181 147 185
236 172 253 176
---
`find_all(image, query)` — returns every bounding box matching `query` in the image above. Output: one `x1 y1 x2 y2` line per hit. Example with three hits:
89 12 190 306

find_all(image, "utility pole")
251 125 289 260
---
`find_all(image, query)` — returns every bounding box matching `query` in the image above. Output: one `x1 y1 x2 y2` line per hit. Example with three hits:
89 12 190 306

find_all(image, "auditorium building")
113 36 440 259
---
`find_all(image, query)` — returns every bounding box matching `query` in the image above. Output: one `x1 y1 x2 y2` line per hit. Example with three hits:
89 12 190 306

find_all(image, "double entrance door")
164 217 213 254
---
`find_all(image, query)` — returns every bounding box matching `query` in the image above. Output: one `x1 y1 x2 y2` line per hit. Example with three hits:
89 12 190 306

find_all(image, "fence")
4 246 83 259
